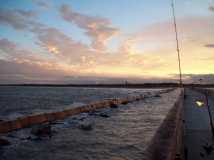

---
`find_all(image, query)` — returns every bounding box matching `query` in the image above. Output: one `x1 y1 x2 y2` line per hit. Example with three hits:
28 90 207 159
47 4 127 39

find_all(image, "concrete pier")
184 89 214 160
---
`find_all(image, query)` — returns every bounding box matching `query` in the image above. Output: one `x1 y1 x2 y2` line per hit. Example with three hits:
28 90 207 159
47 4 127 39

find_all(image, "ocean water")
0 88 181 160
0 86 163 120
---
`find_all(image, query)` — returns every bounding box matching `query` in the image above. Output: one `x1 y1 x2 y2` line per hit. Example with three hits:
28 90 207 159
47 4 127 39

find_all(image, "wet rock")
78 113 88 121
7 129 30 140
121 101 128 105
31 124 52 138
154 94 161 98
99 112 110 118
78 120 94 131
110 103 118 108
0 138 11 146
135 98 141 101
26 136 42 141
88 111 99 116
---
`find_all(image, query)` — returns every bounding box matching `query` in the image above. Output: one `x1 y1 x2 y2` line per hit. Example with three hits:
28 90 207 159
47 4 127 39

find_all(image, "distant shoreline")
0 83 214 88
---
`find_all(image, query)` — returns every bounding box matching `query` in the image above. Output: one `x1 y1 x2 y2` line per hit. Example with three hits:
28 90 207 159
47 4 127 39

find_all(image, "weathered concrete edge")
0 89 174 134
145 88 184 160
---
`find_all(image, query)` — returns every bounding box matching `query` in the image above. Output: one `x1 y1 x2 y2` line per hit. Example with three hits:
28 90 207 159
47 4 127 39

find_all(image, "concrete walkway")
184 89 214 160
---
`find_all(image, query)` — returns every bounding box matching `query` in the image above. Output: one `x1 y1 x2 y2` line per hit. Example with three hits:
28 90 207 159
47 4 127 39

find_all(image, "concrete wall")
145 89 184 160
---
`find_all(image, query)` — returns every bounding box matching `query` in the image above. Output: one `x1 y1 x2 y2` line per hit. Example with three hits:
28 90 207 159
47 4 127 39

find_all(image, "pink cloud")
32 27 93 64
60 4 119 50
120 16 214 52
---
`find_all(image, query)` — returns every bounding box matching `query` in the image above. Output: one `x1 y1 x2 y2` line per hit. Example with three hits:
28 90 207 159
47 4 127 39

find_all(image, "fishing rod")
171 0 183 87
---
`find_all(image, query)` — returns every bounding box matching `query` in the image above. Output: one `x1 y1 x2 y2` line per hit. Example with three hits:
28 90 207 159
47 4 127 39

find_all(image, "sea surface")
0 87 180 160
0 86 163 120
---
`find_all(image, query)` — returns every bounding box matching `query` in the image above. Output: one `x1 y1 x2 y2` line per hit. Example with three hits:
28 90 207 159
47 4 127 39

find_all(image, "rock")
154 94 161 98
7 129 30 140
88 111 100 116
0 138 11 146
78 113 88 121
99 112 110 118
31 124 52 138
135 98 140 101
27 136 42 141
110 103 118 108
78 120 94 131
121 101 128 105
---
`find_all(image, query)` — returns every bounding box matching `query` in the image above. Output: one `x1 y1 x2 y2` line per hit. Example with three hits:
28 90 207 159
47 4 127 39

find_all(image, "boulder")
78 120 94 131
110 103 118 108
31 124 52 138
99 112 110 118
121 101 128 105
154 94 161 98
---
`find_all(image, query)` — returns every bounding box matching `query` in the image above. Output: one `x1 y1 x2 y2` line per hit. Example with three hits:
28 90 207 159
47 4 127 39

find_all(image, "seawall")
146 88 184 160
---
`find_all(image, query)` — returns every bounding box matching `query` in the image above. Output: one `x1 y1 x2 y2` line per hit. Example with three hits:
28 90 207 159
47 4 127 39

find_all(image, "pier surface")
184 89 214 160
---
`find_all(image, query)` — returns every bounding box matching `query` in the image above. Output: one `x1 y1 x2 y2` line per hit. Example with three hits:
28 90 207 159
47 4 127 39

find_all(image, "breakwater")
0 89 173 133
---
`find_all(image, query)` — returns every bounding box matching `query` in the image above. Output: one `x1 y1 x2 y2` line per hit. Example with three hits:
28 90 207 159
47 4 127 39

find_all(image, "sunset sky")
0 0 214 84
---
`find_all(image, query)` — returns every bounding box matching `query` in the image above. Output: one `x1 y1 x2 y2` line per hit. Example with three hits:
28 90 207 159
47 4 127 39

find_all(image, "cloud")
0 38 47 62
0 9 36 30
32 0 50 8
0 39 18 54
120 16 214 54
59 4 119 50
0 39 82 83
0 59 70 84
205 44 214 48
1 4 214 83
181 74 214 84
32 27 94 64
209 6 214 12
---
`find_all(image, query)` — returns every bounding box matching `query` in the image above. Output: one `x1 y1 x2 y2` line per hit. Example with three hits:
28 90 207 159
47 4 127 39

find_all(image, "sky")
0 0 214 84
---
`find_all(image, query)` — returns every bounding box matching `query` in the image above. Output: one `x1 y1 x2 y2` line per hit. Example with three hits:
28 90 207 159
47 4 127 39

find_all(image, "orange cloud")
60 4 119 51
47 45 60 55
